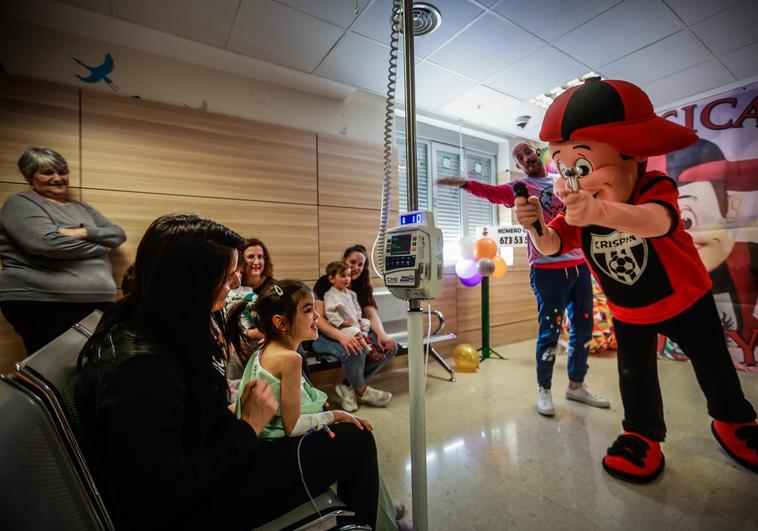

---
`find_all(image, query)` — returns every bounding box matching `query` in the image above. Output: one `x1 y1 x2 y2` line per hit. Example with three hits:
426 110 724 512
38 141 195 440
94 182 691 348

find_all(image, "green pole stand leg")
478 276 506 361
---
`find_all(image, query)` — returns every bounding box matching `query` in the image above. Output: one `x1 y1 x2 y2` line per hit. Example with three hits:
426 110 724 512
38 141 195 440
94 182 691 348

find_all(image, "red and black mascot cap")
540 77 698 157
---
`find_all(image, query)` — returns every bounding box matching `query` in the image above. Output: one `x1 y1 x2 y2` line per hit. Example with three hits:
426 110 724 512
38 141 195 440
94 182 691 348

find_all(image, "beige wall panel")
426 274 458 335
371 273 457 332
0 314 25 374
317 206 398 279
0 76 80 186
81 92 317 203
455 320 538 351
317 135 398 210
512 246 530 272
456 269 536 331
81 190 320 286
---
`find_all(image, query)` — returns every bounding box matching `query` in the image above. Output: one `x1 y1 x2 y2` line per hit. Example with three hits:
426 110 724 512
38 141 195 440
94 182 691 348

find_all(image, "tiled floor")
327 340 758 531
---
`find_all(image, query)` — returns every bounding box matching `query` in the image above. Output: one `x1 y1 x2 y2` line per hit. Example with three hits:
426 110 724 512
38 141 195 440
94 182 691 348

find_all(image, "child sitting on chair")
232 280 410 530
323 261 383 361
234 279 368 438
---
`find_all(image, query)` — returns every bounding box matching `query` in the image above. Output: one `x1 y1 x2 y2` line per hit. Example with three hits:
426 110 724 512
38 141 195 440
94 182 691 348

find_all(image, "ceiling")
34 0 758 138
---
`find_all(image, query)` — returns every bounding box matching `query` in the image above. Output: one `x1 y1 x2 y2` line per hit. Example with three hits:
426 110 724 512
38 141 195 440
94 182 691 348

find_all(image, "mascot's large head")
540 78 697 202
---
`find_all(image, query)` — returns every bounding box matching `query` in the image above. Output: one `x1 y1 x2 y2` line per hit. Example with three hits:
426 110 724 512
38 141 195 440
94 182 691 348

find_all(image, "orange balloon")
492 255 507 279
474 237 498 260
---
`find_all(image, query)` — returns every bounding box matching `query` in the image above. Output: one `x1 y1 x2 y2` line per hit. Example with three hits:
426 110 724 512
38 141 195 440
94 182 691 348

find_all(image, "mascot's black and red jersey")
522 77 758 483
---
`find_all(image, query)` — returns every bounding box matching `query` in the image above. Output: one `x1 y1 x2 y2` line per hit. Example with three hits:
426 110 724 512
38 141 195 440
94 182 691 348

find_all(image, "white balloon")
458 235 476 259
477 258 495 276
455 258 478 279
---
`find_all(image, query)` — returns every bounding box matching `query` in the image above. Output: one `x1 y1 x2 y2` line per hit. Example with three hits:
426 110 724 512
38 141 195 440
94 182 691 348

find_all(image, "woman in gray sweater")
0 147 126 353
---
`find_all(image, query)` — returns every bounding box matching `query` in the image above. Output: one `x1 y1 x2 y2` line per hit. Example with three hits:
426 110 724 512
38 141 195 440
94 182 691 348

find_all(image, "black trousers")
186 422 379 530
614 293 756 441
0 300 111 354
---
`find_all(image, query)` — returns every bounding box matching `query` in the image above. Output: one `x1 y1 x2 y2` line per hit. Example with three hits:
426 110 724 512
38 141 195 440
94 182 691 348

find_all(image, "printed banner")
649 82 758 372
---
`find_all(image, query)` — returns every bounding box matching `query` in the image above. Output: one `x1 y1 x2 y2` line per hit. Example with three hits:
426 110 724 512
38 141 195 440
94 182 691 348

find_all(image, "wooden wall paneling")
426 273 458 335
81 190 320 286
0 315 25 375
512 246 530 272
455 320 538 351
317 135 398 210
317 206 398 279
0 76 80 186
456 269 536 331
80 92 317 204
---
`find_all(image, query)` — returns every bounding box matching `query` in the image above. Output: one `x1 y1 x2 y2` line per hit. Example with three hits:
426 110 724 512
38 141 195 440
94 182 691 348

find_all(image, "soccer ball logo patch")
590 231 647 286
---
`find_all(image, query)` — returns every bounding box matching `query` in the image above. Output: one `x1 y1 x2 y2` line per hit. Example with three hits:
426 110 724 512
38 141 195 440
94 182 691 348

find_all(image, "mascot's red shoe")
711 420 758 473
602 432 665 483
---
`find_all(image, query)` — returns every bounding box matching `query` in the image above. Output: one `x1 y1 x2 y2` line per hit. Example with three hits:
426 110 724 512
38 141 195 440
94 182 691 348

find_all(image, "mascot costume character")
515 77 757 483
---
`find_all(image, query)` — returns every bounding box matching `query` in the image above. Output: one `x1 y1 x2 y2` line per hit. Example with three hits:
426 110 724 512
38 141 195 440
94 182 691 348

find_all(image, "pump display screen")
400 212 423 225
389 234 412 255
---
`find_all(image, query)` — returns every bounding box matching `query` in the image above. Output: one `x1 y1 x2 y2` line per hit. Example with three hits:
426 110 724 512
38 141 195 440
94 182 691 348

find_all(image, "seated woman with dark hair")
75 214 379 530
312 244 398 412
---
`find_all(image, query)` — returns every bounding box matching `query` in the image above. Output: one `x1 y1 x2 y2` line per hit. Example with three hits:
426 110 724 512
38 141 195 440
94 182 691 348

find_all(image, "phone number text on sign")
476 225 528 248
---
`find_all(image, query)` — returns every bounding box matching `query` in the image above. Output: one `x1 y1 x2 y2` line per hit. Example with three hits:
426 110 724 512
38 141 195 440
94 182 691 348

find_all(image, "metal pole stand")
407 304 428 530
478 276 506 361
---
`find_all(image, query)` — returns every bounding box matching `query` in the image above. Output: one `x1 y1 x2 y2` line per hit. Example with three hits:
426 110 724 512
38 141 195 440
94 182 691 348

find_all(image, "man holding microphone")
438 142 609 416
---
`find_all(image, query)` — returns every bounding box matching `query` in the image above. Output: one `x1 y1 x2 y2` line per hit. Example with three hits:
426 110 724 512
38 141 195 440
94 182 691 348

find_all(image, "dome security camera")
515 115 531 129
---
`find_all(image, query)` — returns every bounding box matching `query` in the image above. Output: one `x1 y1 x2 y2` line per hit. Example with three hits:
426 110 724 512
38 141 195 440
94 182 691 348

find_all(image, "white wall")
0 18 388 144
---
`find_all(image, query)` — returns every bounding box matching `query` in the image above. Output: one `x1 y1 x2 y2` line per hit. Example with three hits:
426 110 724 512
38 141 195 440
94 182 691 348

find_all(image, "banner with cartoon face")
649 82 758 372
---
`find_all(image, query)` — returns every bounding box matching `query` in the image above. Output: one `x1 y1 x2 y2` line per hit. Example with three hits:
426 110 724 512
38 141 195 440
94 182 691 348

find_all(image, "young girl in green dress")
231 280 409 530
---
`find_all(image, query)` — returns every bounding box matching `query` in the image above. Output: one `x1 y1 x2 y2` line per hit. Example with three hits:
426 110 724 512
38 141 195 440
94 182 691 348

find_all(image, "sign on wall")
476 224 528 247
650 81 758 372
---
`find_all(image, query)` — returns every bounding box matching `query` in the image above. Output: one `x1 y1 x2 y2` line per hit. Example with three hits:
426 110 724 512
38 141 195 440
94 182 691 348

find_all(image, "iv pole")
400 1 429 530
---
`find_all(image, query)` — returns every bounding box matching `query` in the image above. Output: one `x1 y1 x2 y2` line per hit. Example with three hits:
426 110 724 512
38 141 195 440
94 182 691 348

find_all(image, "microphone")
513 182 543 236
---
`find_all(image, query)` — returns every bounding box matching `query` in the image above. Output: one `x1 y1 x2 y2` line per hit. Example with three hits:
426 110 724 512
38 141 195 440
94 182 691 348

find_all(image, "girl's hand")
376 333 396 352
239 379 278 435
340 319 354 328
332 410 373 431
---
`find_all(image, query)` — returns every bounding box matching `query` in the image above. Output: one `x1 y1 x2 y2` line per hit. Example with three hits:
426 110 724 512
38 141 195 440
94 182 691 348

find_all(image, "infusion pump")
383 210 443 301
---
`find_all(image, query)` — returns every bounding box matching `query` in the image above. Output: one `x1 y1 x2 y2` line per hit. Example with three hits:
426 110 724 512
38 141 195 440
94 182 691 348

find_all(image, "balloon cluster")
455 235 507 287
540 146 557 174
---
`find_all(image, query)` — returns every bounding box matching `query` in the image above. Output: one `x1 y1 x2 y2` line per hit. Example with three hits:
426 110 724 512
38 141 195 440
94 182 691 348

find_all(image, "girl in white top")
323 261 372 353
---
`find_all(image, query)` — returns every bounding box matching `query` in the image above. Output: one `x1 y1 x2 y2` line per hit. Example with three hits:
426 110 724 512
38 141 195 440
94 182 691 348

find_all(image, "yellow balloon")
453 343 479 372
474 237 498 260
491 255 507 279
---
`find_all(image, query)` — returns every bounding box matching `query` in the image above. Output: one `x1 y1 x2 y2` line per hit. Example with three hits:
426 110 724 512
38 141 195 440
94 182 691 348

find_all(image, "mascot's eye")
574 158 593 177
558 162 571 178
680 208 696 230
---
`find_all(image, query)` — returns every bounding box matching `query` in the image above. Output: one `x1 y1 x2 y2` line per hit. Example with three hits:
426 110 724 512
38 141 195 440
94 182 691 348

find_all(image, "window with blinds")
397 135 497 263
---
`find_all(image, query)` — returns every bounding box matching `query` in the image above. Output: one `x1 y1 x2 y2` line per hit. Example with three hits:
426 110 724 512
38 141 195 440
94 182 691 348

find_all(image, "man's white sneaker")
335 383 358 412
537 388 555 416
565 384 610 408
357 385 392 407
